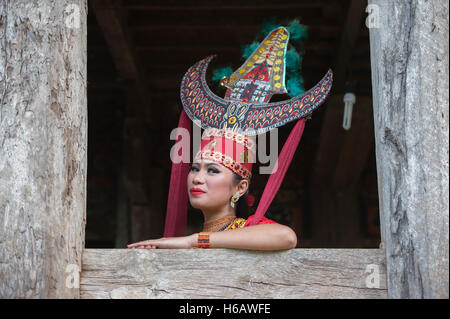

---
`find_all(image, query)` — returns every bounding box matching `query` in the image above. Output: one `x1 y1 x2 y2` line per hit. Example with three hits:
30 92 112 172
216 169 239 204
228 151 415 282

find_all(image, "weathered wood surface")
368 0 449 298
0 1 87 298
81 249 387 299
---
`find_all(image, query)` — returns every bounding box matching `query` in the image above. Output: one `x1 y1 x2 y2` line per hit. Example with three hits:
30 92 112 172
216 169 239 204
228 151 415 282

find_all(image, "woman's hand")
126 234 197 249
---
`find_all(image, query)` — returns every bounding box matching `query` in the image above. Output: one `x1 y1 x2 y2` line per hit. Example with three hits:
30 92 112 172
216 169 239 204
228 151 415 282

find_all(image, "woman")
127 129 297 251
127 25 332 250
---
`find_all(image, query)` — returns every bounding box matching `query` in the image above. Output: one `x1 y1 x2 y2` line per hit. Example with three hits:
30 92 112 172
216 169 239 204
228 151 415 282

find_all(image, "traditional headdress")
164 26 333 237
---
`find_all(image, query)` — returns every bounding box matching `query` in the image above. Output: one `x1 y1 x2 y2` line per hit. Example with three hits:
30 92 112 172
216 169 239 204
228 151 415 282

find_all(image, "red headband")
194 128 255 180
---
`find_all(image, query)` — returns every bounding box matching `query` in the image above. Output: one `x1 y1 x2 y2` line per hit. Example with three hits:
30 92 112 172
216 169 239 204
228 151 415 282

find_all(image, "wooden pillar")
368 0 448 298
0 1 87 298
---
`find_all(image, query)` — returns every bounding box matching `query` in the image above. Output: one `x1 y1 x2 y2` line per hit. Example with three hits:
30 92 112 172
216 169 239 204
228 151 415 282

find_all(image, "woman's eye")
189 166 219 173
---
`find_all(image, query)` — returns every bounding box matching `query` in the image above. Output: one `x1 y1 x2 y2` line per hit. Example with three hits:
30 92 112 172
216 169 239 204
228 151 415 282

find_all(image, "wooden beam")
89 42 339 53
131 25 341 47
333 0 368 93
126 7 335 29
90 0 134 79
122 0 343 7
368 0 448 298
81 249 387 298
124 4 328 11
90 0 151 115
88 51 337 74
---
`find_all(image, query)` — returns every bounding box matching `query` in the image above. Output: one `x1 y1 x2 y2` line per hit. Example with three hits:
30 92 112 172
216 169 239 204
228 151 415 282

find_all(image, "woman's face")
187 159 236 211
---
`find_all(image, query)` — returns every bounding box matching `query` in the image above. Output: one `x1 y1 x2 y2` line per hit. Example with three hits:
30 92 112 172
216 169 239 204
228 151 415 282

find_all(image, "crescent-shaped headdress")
165 26 333 237
180 55 333 136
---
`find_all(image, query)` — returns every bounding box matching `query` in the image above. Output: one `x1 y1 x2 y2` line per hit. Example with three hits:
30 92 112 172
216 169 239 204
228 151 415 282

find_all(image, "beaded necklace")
217 219 235 232
203 215 236 233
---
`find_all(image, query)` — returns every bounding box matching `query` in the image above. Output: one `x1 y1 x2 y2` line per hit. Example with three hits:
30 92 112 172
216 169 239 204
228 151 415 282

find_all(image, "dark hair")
232 173 250 218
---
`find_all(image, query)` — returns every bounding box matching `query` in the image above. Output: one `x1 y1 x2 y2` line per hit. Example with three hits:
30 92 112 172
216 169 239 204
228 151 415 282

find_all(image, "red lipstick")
190 187 206 195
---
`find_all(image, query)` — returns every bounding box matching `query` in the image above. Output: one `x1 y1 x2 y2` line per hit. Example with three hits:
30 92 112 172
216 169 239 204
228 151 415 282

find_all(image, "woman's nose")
192 171 205 184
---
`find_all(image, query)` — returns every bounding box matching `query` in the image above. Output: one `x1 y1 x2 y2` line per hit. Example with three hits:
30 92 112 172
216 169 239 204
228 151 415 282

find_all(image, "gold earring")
230 191 241 208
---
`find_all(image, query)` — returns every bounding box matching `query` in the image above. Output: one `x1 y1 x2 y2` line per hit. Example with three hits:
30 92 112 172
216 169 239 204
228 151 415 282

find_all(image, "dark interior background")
86 0 380 248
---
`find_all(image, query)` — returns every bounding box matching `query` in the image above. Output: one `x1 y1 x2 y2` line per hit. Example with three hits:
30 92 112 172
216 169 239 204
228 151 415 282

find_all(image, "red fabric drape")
246 119 306 226
163 110 192 237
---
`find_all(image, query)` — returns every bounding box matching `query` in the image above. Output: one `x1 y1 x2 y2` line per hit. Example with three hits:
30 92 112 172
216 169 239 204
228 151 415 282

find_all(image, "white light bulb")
343 93 356 130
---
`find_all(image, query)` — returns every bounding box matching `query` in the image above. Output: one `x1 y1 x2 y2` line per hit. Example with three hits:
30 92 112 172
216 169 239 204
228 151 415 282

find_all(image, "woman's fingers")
127 243 158 249
127 236 191 249
128 238 164 248
127 241 149 248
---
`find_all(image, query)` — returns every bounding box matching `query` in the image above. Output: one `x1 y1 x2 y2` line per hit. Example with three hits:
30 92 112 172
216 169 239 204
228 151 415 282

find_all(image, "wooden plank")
0 0 87 298
368 0 449 298
80 249 387 299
